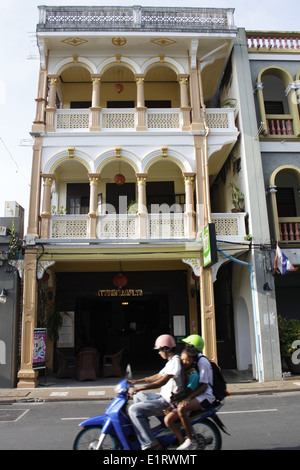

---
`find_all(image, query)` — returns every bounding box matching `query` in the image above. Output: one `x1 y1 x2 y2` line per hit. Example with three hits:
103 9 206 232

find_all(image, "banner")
33 328 46 369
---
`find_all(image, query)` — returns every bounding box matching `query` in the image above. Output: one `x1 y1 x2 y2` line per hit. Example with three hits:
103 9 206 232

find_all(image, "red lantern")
114 173 125 185
113 273 128 289
114 83 124 93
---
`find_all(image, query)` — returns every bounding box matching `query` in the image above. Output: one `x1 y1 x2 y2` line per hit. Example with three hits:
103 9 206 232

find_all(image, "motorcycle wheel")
73 426 119 450
192 418 222 450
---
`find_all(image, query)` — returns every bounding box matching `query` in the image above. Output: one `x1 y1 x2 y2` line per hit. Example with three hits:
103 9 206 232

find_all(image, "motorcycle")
73 379 229 450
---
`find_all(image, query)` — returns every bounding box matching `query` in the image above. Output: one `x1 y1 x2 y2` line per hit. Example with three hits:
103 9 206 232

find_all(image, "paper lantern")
114 173 125 185
114 83 124 93
113 273 128 288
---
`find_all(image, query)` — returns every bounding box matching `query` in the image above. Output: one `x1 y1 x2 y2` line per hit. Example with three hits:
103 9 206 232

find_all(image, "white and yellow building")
18 5 278 388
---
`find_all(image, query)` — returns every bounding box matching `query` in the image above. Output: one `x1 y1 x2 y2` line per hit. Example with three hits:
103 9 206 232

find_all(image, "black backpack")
200 356 229 402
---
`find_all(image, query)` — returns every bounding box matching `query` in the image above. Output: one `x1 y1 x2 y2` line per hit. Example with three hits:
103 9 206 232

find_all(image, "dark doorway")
107 101 135 108
214 263 237 369
67 183 90 214
75 293 170 369
106 182 136 213
276 188 297 217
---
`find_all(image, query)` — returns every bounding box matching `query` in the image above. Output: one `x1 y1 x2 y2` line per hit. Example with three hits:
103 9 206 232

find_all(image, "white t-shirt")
196 353 215 404
159 354 183 403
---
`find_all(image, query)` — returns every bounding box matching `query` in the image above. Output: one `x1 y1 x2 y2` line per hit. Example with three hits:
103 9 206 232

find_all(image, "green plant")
127 200 138 214
278 316 300 357
46 310 63 343
227 182 244 211
221 98 237 108
7 223 23 259
51 205 67 215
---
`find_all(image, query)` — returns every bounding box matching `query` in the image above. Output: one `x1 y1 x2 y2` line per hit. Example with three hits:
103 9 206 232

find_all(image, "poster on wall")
57 312 75 348
33 328 46 370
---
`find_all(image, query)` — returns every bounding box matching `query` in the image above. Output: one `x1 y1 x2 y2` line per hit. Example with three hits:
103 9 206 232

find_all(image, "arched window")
256 67 300 137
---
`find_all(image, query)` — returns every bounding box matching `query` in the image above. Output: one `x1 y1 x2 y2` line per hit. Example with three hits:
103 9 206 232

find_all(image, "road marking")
88 391 106 396
293 382 300 386
219 408 278 414
50 392 69 397
61 417 89 421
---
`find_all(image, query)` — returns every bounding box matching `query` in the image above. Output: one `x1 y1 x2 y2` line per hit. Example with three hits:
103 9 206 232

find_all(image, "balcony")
48 212 247 242
53 107 236 133
279 217 300 241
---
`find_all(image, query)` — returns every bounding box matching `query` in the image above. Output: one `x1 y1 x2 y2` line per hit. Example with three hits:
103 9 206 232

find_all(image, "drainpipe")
197 61 211 224
217 248 263 382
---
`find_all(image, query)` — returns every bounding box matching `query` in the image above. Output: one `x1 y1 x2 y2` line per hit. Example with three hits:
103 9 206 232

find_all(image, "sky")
0 0 299 229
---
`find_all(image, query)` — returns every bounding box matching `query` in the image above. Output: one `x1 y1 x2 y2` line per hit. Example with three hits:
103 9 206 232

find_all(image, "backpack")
199 356 229 402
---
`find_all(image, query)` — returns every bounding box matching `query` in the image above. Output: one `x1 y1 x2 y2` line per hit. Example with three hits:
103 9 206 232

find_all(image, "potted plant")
227 182 244 212
278 316 300 374
127 200 138 214
221 98 237 108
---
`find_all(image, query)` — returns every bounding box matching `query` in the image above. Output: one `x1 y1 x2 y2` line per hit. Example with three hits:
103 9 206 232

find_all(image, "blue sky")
0 0 299 227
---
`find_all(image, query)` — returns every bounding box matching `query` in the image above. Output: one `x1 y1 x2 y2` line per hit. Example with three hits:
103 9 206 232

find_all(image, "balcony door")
106 183 136 214
67 183 90 214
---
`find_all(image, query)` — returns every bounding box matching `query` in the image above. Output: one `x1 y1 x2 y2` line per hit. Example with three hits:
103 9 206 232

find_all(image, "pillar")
88 174 100 238
27 137 43 237
189 69 204 131
199 258 218 363
32 69 48 132
90 74 102 131
183 172 196 237
45 75 59 132
135 75 147 131
40 174 55 239
17 249 39 388
178 74 191 130
136 173 148 238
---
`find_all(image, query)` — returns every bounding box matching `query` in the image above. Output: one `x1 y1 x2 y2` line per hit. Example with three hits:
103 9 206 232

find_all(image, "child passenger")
164 348 199 447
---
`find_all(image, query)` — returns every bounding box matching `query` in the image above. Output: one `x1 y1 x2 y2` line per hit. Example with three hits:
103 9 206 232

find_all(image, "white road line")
61 417 89 421
219 408 278 414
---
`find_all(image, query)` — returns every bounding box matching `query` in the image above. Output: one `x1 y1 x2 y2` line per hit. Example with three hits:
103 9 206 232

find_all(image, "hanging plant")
7 223 23 259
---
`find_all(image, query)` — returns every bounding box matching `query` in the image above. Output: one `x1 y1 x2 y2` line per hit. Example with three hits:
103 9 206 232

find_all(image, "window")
107 101 135 108
70 101 92 108
276 188 296 217
67 183 90 214
264 101 284 114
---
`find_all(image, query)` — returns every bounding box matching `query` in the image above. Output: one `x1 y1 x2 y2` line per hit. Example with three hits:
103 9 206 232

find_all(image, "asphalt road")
0 391 299 451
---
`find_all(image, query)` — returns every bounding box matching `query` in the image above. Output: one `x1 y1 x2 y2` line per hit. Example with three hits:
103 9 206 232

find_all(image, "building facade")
247 32 300 332
17 5 287 388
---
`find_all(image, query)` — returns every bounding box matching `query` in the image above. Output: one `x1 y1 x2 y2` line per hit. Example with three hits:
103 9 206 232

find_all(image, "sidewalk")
0 370 300 403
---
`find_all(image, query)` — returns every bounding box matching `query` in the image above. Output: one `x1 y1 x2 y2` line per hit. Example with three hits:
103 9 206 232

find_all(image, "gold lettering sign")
98 289 143 297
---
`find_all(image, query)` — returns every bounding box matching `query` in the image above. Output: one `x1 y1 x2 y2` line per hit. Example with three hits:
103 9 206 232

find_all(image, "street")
0 392 299 451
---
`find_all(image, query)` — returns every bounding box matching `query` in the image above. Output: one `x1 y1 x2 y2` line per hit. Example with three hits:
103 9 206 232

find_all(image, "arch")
257 65 294 87
269 165 300 241
141 56 186 76
143 149 193 174
95 150 140 175
234 298 252 371
97 56 141 75
43 149 94 175
50 56 97 76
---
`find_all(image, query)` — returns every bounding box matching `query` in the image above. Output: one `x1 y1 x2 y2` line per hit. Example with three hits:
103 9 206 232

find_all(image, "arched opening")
144 65 180 109
101 65 136 108
146 159 185 212
58 65 92 109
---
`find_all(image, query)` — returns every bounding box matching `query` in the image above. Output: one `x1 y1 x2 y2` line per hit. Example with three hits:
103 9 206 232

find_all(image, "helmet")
182 334 204 352
154 334 176 350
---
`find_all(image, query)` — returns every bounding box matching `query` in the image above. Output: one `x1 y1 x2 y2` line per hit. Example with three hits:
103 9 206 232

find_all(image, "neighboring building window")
276 187 297 217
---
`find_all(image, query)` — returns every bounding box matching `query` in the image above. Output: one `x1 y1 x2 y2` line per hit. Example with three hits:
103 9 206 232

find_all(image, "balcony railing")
266 115 293 136
54 108 236 133
48 212 247 242
38 6 235 33
279 217 300 241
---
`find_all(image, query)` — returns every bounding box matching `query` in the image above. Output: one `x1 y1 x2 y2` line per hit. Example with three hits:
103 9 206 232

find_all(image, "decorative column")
178 74 191 130
90 74 102 131
27 137 43 237
183 172 196 237
17 249 39 388
199 257 218 363
45 75 59 132
32 69 48 132
88 174 100 238
136 173 148 238
189 69 204 131
40 174 55 239
135 74 147 131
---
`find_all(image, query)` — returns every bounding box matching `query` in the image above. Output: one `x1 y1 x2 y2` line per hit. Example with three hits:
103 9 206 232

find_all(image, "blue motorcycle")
73 379 229 450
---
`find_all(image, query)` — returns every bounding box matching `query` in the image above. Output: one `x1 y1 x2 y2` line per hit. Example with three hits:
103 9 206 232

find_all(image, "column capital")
136 173 148 183
135 74 145 83
41 173 55 185
88 173 101 184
